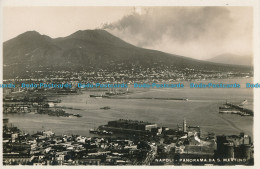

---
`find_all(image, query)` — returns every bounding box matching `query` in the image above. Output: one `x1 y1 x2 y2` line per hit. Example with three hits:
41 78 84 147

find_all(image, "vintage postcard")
0 0 259 168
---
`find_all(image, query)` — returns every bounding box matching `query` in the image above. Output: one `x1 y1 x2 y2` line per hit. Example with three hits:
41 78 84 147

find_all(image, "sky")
3 6 253 60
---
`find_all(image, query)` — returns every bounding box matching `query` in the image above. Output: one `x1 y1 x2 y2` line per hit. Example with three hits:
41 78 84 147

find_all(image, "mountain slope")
3 30 251 72
3 31 62 65
207 53 253 66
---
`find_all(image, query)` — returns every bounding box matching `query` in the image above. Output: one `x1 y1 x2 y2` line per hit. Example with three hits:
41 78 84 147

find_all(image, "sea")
4 78 254 139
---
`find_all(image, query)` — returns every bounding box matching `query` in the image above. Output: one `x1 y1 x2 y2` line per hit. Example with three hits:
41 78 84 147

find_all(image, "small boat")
90 94 109 98
100 106 111 110
89 129 113 135
73 113 82 117
89 129 99 134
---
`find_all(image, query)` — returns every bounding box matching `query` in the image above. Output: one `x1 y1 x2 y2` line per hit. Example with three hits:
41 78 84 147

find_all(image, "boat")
239 99 248 106
90 94 109 98
73 113 82 117
100 106 111 110
241 113 251 116
89 129 113 135
89 129 99 134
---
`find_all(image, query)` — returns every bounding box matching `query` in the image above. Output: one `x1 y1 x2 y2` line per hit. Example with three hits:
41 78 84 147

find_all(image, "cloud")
102 7 252 60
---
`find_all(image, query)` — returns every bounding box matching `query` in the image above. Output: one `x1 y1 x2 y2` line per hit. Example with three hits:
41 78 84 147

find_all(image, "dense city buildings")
3 118 254 166
3 62 253 83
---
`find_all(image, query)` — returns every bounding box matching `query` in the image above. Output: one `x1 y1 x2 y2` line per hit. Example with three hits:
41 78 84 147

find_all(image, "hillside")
3 29 251 76
207 53 253 66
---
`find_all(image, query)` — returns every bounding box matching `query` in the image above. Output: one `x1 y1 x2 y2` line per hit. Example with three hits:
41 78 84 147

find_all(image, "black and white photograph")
1 0 259 167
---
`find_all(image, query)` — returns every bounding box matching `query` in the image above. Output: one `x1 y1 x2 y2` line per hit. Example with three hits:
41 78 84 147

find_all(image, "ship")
100 106 111 110
89 128 113 135
73 113 82 117
239 99 248 106
89 94 109 98
89 128 99 134
105 88 129 96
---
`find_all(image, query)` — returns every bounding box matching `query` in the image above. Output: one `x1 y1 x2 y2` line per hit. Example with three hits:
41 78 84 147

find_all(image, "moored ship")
89 94 109 98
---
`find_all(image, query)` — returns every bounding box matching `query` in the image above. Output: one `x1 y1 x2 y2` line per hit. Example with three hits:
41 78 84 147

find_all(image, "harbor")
3 78 254 138
219 101 253 116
